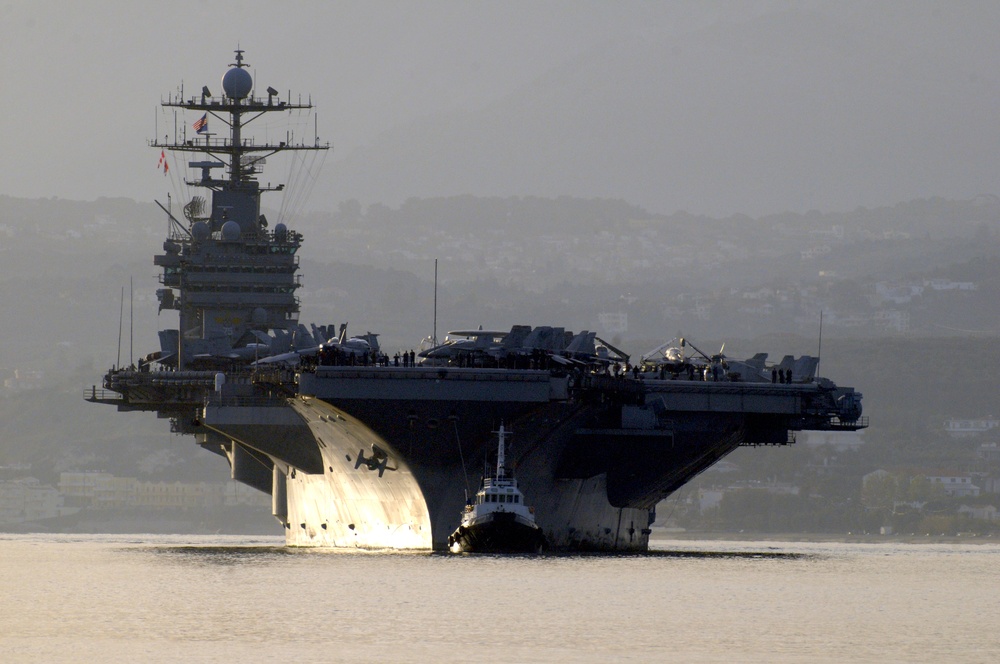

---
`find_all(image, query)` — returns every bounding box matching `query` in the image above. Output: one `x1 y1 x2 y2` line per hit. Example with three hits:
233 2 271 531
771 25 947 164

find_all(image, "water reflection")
148 542 809 564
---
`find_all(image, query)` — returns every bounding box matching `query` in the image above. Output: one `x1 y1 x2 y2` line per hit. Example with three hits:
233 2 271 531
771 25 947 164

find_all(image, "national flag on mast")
193 113 208 134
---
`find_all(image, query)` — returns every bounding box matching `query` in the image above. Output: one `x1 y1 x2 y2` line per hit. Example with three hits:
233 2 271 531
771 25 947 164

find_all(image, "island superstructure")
88 50 867 551
148 48 326 369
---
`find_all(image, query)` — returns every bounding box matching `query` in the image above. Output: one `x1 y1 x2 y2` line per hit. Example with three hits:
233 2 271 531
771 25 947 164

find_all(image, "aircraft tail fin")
501 325 532 349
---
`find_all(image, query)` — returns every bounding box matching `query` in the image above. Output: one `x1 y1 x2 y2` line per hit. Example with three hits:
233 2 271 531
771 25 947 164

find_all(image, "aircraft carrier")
88 51 866 551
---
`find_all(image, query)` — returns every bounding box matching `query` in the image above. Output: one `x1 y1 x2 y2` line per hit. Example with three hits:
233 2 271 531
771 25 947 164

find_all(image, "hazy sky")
1 1 682 199
3 1 1000 217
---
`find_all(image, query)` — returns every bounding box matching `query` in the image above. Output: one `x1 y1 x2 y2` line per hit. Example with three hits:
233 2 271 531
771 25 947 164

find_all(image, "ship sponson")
99 364 863 551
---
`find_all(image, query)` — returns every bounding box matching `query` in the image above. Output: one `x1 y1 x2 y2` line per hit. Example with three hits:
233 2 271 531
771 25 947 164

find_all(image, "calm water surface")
1 533 997 662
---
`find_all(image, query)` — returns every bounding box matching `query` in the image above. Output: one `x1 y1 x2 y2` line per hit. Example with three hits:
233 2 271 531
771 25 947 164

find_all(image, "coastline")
0 506 282 537
650 527 999 545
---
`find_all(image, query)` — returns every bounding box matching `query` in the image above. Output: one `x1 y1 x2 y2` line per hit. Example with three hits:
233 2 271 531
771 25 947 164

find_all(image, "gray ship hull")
186 365 864 551
202 368 657 550
277 397 652 550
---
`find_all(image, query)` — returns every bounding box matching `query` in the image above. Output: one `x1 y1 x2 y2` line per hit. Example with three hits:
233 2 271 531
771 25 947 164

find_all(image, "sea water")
1 533 998 663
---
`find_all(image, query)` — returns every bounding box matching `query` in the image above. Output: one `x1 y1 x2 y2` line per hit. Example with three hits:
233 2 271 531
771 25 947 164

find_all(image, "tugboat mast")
496 424 508 480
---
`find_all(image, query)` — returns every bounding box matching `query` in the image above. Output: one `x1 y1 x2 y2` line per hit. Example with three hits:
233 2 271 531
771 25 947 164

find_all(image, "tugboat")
449 425 546 554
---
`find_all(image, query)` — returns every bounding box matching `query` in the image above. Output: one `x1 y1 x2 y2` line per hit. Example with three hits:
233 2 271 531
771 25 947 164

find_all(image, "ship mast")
152 48 328 198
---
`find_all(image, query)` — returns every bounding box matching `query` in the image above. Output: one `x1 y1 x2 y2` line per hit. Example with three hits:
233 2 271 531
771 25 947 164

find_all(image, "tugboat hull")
449 512 546 554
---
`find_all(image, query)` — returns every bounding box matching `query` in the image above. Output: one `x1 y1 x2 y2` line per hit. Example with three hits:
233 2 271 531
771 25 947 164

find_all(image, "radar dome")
192 221 210 241
252 307 268 325
274 222 287 241
221 220 242 241
222 67 253 99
